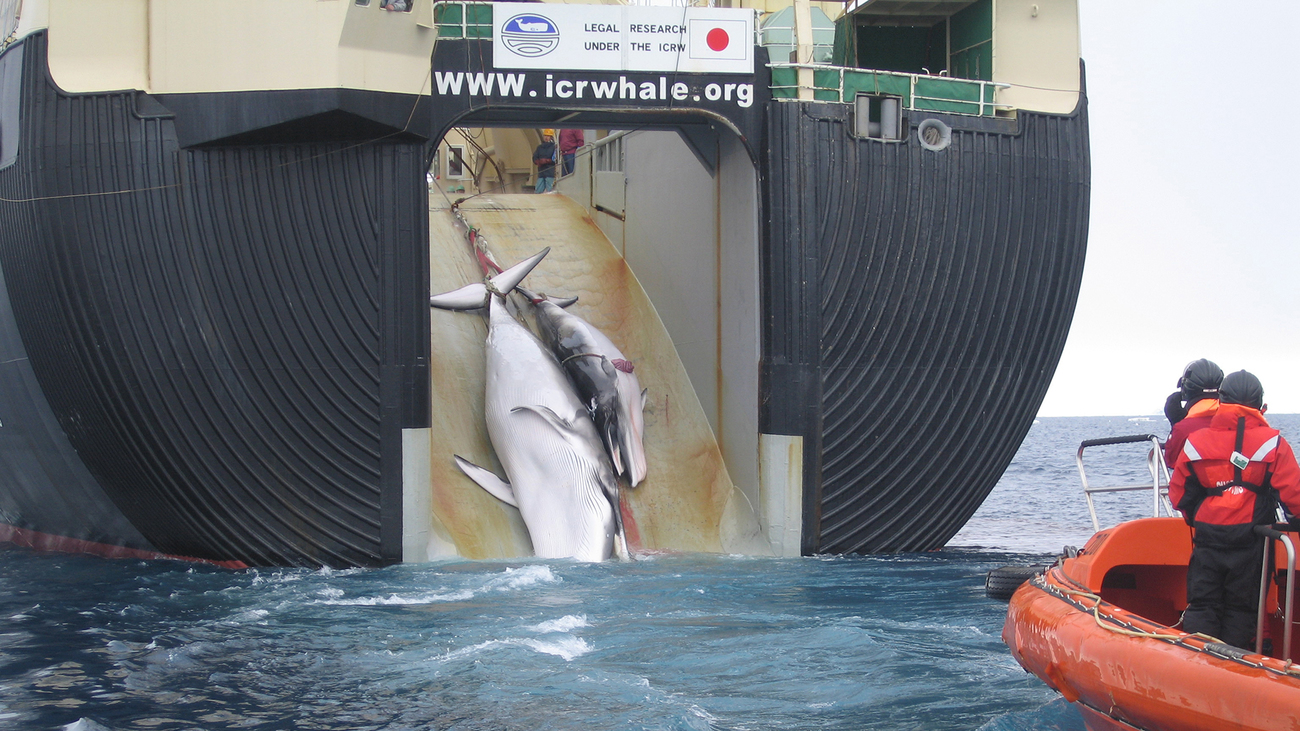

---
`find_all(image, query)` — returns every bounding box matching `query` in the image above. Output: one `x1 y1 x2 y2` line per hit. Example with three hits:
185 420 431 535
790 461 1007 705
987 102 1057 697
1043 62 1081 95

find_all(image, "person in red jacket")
1163 358 1222 468
1168 370 1300 649
558 129 584 177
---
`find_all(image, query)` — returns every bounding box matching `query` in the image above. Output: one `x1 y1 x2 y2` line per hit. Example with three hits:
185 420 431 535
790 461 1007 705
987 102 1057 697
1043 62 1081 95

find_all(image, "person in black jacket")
533 129 557 194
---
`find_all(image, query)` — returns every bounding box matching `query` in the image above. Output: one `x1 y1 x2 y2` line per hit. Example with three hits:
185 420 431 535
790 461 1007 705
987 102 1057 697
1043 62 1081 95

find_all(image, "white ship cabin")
760 0 1082 120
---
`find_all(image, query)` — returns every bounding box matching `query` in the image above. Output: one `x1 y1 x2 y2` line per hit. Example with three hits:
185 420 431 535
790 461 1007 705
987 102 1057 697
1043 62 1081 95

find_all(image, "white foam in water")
439 635 592 663
519 636 592 661
312 565 557 606
63 719 114 731
484 564 558 591
526 614 589 634
232 609 269 622
249 569 304 587
315 589 475 606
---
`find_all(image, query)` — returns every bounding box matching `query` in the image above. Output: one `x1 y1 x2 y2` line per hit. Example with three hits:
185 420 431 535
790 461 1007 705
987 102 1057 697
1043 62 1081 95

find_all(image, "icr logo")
501 14 560 57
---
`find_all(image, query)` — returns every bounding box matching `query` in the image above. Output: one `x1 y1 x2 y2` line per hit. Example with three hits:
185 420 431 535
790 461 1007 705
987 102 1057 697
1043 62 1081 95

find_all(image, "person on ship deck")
1168 370 1300 650
1163 358 1222 468
533 129 557 194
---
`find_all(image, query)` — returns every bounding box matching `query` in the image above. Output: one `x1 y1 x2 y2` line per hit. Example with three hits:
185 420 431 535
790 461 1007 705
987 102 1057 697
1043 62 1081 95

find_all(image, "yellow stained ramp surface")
426 193 756 558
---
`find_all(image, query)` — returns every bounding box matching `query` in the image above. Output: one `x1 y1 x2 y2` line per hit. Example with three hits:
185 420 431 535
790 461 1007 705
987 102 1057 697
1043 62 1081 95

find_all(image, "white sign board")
492 3 755 75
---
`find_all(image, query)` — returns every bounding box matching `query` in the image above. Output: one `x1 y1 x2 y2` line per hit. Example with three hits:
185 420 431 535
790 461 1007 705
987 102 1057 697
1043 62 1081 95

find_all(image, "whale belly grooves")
477 299 617 561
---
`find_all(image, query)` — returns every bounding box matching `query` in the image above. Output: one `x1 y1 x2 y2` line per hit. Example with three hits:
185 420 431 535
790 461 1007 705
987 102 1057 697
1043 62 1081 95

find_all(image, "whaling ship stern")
0 0 1088 567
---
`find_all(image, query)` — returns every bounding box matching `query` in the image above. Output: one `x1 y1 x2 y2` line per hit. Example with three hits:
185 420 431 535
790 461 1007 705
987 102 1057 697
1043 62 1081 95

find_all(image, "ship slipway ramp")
422 193 764 559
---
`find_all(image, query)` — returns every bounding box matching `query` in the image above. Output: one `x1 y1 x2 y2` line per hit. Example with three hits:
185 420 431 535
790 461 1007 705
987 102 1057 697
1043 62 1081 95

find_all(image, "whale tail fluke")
517 285 578 309
430 248 550 310
491 247 549 294
430 283 491 311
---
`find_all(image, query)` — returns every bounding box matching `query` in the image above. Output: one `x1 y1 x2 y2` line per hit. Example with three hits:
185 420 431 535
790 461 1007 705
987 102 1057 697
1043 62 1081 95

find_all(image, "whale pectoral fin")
546 294 579 308
510 405 584 444
640 388 648 409
430 283 489 311
602 420 625 475
453 455 518 507
605 482 631 561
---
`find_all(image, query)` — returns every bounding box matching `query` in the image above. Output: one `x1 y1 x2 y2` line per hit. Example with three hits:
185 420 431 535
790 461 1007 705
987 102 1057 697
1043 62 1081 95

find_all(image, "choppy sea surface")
3 414 1298 731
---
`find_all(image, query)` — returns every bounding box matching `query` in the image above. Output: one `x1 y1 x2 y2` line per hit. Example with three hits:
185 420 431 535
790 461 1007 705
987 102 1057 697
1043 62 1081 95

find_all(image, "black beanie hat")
1179 358 1223 402
1219 370 1264 410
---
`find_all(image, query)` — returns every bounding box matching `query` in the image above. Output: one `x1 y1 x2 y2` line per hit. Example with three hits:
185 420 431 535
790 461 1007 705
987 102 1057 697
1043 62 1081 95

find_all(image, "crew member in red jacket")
1168 370 1300 649
1163 358 1222 468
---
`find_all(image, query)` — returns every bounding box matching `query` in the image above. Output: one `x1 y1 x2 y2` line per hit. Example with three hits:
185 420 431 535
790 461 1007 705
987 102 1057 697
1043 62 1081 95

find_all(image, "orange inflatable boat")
1002 516 1300 731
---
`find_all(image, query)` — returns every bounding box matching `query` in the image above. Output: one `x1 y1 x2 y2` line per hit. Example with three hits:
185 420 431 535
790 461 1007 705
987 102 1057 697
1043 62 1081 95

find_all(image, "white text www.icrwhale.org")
434 72 754 109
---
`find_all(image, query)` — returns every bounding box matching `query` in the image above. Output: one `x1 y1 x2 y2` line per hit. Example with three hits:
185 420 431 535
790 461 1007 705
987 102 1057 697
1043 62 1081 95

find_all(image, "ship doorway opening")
416 117 769 561
837 0 992 81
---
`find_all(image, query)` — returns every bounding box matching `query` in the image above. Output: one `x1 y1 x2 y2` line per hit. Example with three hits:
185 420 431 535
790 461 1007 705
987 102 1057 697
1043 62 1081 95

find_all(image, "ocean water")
3 414 1297 731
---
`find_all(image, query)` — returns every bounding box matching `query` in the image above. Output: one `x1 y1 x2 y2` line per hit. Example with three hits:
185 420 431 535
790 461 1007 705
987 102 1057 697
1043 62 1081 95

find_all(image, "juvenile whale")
520 288 648 487
431 252 626 561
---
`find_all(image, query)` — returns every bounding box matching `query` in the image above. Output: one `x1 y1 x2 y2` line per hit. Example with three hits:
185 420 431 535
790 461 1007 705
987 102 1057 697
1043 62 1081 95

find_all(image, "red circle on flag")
706 28 729 52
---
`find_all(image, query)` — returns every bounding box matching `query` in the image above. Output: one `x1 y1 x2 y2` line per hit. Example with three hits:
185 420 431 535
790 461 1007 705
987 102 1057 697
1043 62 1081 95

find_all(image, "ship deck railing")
769 63 1010 117
1075 434 1175 533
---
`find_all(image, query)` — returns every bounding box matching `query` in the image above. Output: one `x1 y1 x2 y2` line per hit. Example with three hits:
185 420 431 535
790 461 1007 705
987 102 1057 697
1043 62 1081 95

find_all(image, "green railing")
769 64 1003 117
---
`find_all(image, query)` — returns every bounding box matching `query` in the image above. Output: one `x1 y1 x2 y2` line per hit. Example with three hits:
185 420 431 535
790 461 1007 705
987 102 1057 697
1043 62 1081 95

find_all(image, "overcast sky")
1035 1 1300 416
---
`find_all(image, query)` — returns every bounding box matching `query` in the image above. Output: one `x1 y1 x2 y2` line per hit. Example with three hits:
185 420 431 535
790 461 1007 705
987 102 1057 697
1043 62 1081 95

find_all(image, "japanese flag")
688 18 749 61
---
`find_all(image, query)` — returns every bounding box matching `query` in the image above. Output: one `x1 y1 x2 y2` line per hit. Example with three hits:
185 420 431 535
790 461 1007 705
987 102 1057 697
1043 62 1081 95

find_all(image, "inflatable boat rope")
1034 574 1300 677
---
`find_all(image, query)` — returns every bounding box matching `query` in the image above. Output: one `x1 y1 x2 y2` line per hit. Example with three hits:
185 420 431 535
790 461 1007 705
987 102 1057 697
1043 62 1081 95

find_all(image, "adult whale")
520 287 648 487
430 251 627 561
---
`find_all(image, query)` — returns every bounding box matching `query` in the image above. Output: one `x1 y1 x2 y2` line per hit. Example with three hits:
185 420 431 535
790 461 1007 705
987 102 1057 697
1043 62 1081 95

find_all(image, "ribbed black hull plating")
761 93 1090 553
0 31 1087 565
0 35 430 567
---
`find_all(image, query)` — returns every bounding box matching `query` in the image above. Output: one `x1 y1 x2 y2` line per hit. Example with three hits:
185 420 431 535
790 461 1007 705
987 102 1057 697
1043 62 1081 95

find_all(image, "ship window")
854 94 902 141
446 145 466 178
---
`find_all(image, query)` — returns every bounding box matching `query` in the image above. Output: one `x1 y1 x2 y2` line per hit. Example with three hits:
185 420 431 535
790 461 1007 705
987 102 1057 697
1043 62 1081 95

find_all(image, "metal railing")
768 63 1009 117
1255 523 1297 661
1075 434 1174 533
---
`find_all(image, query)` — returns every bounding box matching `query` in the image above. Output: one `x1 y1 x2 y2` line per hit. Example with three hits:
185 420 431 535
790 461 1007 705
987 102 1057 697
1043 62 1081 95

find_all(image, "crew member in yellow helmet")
533 130 557 194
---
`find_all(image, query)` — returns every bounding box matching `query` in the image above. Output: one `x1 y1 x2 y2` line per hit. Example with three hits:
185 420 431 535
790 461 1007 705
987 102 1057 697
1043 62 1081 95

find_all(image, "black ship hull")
762 96 1089 553
0 33 429 567
0 31 1088 566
